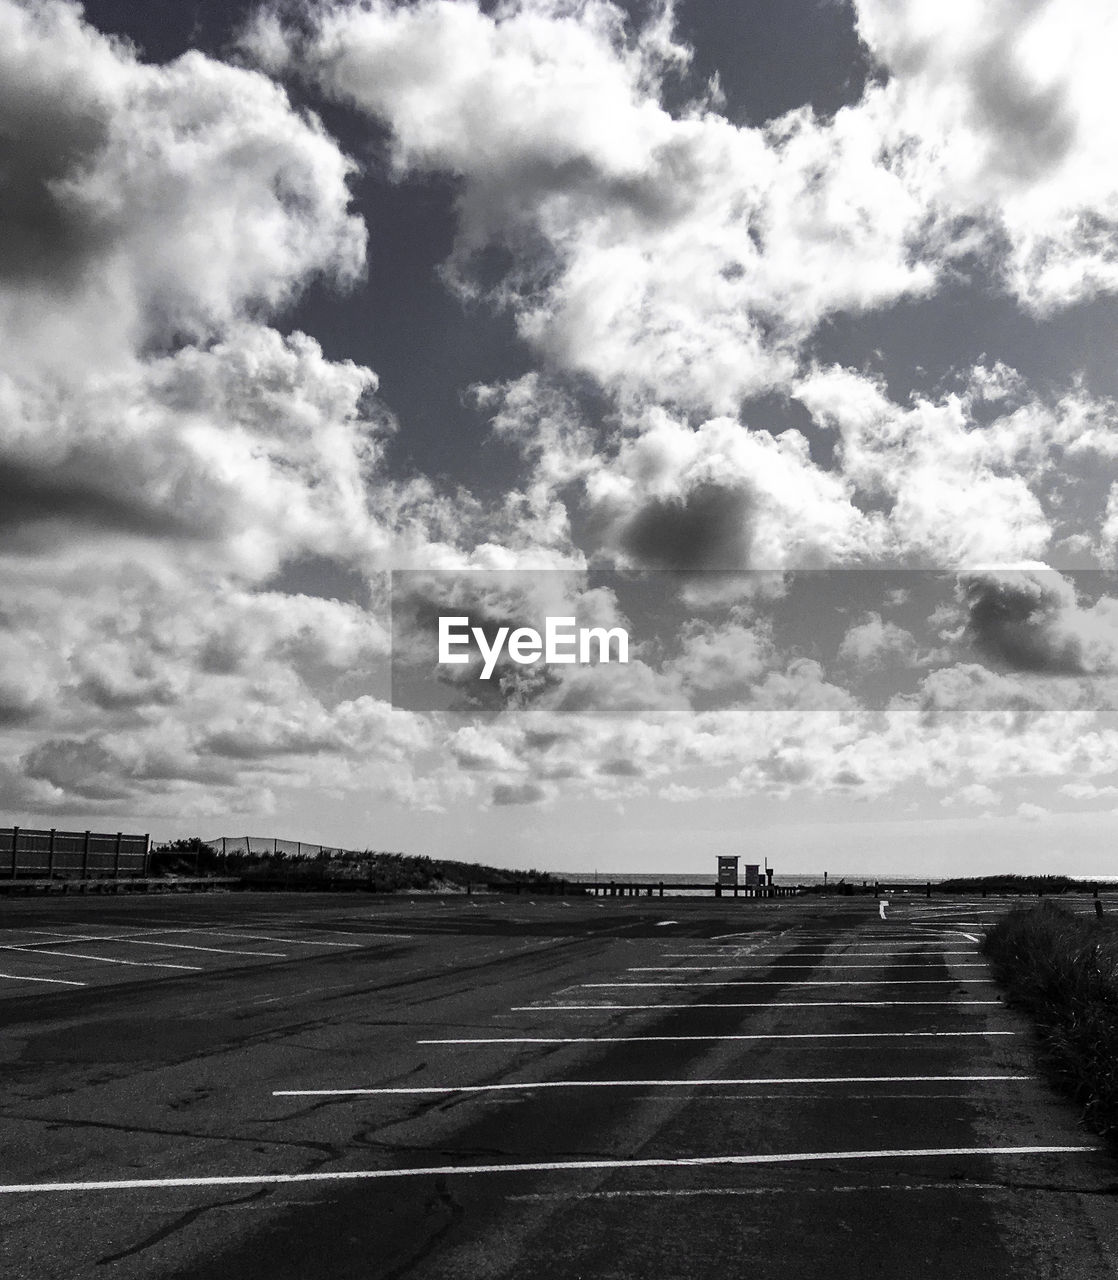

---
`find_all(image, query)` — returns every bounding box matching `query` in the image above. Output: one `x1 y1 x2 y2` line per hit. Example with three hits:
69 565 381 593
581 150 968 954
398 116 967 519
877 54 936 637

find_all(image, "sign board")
744 863 760 887
717 856 739 887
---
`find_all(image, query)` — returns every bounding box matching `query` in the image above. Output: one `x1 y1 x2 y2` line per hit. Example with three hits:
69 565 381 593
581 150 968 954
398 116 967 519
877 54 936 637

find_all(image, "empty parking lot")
2 891 1116 1278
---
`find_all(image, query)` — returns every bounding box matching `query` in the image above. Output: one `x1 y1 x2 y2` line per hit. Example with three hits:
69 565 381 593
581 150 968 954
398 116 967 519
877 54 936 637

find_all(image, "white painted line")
630 965 989 972
419 1031 1019 1045
12 929 185 948
112 939 287 959
582 980 995 987
168 929 361 949
0 971 86 987
0 1146 1098 1195
275 1074 1033 1098
0 946 200 972
663 952 981 959
512 1001 1003 1010
655 921 679 927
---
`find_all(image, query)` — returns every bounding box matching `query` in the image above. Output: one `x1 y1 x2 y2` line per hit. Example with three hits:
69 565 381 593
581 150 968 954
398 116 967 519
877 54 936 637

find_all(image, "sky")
5 0 1118 878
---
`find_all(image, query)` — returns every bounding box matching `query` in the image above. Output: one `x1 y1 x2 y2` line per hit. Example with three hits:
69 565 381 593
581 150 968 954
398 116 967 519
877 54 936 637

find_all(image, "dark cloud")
74 673 178 711
0 454 204 544
598 757 642 777
960 572 1091 675
0 92 114 288
201 727 341 759
22 737 131 800
619 482 753 571
491 780 546 806
970 37 1077 187
0 698 37 727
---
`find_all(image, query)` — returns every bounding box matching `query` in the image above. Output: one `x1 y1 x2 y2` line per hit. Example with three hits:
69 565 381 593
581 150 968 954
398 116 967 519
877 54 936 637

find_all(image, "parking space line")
582 979 995 987
109 940 287 958
0 946 201 972
662 952 981 959
165 929 361 948
514 1000 1003 1010
274 1074 1033 1098
0 1146 1099 1195
629 965 989 971
418 1031 1019 1044
0 971 86 987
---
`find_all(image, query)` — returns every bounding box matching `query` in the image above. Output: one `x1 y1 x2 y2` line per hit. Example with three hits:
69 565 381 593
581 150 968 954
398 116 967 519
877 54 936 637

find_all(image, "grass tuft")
983 902 1118 1138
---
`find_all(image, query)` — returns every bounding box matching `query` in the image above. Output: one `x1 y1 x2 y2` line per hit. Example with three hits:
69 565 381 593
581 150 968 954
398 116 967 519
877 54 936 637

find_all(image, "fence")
204 836 362 859
0 827 150 879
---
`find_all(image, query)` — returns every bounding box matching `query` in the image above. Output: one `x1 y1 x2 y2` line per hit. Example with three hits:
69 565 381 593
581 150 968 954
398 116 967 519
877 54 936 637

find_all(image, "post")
926 880 931 898
1096 900 1104 919
114 831 122 878
658 881 664 898
82 829 90 878
143 833 150 877
10 825 18 879
48 828 56 878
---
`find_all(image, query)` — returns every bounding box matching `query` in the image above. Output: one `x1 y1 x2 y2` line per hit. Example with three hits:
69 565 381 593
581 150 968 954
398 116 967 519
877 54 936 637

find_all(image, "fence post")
48 828 56 878
143 833 151 877
82 830 90 878
10 825 18 879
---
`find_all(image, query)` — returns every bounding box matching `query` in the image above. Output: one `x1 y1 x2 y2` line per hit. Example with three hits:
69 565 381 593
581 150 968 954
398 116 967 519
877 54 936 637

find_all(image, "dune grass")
983 902 1118 1138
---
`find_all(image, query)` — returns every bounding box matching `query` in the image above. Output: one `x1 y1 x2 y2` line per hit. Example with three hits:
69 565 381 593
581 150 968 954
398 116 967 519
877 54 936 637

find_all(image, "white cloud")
0 0 364 378
838 612 920 668
853 0 1118 311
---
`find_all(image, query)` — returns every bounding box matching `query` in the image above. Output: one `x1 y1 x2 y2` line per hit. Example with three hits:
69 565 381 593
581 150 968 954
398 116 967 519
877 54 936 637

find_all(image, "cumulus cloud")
958 568 1118 675
8 0 1118 840
853 0 1118 310
0 0 364 377
794 365 1118 565
838 613 920 668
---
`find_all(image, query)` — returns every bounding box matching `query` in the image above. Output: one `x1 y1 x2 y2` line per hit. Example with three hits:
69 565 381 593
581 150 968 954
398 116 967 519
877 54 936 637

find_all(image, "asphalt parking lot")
2 891 1117 1278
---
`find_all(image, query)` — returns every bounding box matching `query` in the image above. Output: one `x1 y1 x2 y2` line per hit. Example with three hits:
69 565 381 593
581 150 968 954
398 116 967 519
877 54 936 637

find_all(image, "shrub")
983 902 1118 1137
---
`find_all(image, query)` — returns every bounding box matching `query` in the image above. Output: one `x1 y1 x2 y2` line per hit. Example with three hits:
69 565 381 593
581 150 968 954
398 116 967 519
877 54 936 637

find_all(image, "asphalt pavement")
2 891 1116 1279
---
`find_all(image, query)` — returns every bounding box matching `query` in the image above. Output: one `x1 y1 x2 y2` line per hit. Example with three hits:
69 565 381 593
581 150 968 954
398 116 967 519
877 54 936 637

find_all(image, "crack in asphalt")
95 1188 271 1266
0 1110 341 1157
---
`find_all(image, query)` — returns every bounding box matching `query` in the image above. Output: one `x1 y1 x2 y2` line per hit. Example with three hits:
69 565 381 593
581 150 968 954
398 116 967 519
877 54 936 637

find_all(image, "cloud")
838 612 920 668
491 780 548 806
583 410 877 570
619 481 753 571
261 0 937 415
667 616 772 694
0 0 364 377
795 365 1118 566
959 568 1118 675
853 0 1118 310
